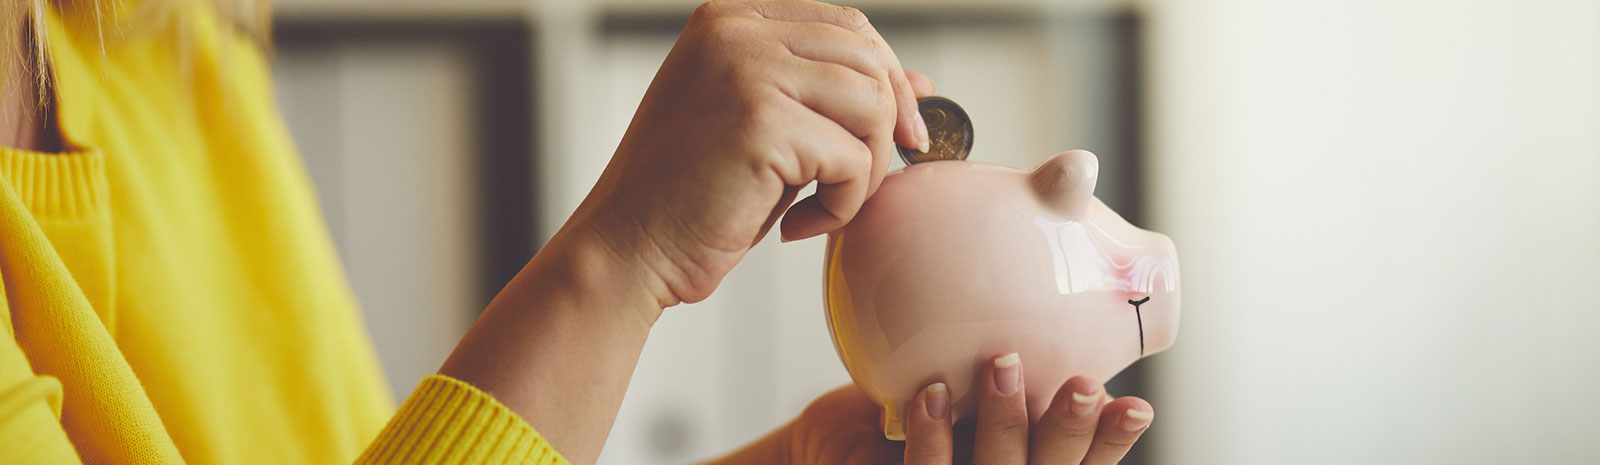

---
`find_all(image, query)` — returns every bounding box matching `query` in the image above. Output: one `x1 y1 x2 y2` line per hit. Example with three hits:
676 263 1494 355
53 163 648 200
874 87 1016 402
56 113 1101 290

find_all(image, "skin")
708 364 1154 465
0 29 59 153
3 1 1154 463
440 1 1155 464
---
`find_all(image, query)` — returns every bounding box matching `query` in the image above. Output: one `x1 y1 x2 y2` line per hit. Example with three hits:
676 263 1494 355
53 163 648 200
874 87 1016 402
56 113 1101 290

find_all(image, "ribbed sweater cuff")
0 147 107 220
357 375 570 465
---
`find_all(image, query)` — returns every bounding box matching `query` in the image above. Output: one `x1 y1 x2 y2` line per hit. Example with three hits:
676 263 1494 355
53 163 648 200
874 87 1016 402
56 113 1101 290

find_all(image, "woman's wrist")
526 214 673 326
435 213 675 463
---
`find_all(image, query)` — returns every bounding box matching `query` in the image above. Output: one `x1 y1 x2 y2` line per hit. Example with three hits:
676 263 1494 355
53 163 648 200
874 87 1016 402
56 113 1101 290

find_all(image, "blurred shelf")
273 0 533 21
272 0 1130 22
594 0 1130 17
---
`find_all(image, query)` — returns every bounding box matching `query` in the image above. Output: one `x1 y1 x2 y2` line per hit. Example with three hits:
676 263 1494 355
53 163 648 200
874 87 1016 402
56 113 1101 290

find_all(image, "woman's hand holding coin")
445 4 935 461
571 0 934 308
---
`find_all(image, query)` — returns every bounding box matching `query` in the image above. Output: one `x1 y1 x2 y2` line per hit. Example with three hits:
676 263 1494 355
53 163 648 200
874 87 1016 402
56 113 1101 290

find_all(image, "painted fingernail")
1069 386 1100 416
915 113 931 153
1122 408 1154 431
993 353 1021 395
924 383 949 419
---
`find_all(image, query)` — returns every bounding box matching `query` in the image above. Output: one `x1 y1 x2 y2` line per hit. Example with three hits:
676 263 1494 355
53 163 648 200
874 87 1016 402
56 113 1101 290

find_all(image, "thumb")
905 69 936 98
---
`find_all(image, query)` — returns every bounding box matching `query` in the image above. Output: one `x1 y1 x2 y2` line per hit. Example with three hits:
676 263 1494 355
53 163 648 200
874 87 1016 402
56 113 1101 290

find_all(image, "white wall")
1141 1 1600 463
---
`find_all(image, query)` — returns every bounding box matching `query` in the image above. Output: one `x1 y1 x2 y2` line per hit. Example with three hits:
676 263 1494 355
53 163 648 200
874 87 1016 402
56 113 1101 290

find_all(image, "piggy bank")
822 150 1180 440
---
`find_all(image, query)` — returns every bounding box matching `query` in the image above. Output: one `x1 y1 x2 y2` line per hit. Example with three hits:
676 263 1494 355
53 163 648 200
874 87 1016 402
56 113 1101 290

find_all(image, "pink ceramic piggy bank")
823 150 1180 440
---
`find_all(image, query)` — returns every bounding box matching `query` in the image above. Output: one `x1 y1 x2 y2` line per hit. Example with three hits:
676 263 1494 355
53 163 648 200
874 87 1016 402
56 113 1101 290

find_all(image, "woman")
0 0 1154 463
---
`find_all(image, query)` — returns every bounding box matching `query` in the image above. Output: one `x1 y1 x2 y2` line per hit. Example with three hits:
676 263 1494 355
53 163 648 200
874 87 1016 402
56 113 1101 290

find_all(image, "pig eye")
1128 297 1151 356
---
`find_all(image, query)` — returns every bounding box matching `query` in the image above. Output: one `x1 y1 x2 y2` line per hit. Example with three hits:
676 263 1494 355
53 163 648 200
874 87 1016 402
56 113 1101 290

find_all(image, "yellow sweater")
0 4 568 464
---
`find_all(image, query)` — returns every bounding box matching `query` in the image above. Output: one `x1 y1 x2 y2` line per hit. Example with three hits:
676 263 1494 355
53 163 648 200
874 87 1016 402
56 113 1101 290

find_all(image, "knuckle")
869 77 894 107
816 22 876 55
864 34 890 57
832 67 887 106
829 65 876 99
867 82 896 126
849 142 873 172
1049 418 1098 442
1038 404 1094 435
907 446 949 463
741 98 775 129
723 58 757 83
837 6 870 31
997 419 1030 437
699 16 752 43
983 408 1031 435
740 97 787 145
1099 433 1141 449
722 60 773 97
691 0 732 20
814 61 851 82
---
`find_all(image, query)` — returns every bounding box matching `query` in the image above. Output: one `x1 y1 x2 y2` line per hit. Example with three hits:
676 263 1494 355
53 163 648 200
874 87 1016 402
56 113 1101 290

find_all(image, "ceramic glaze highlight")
823 150 1180 440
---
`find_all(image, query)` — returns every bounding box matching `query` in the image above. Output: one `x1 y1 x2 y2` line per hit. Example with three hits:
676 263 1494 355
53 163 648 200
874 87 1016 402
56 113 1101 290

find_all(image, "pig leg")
882 402 907 440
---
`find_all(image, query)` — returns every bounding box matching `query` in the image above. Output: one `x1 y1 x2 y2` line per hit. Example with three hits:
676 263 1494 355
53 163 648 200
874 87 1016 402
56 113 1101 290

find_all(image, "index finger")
904 383 954 465
906 69 936 98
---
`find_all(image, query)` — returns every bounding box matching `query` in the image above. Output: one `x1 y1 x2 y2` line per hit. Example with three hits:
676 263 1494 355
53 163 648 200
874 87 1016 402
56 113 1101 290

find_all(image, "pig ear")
1030 150 1099 219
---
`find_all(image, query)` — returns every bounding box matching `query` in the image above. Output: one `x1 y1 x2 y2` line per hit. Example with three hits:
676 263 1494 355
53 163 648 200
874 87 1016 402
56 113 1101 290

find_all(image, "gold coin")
898 96 974 165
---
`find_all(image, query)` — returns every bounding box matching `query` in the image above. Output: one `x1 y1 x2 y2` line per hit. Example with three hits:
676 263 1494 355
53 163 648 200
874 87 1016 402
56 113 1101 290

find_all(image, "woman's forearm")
438 220 667 465
697 425 788 465
433 0 938 461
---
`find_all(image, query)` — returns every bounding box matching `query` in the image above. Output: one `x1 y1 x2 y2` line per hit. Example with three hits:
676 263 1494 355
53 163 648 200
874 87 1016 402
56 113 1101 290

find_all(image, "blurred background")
267 0 1600 463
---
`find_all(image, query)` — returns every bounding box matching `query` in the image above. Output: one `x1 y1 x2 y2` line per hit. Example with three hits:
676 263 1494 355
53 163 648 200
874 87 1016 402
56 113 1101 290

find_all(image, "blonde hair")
1 0 271 107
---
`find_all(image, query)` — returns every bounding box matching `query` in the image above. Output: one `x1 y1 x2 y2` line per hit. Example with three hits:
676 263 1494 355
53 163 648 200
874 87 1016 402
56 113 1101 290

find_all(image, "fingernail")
915 113 930 153
993 353 1021 395
1122 408 1154 431
1069 387 1100 417
924 383 949 419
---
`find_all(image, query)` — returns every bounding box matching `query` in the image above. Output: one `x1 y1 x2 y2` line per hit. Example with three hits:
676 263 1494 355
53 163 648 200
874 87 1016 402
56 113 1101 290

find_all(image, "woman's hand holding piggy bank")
824 150 1181 440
